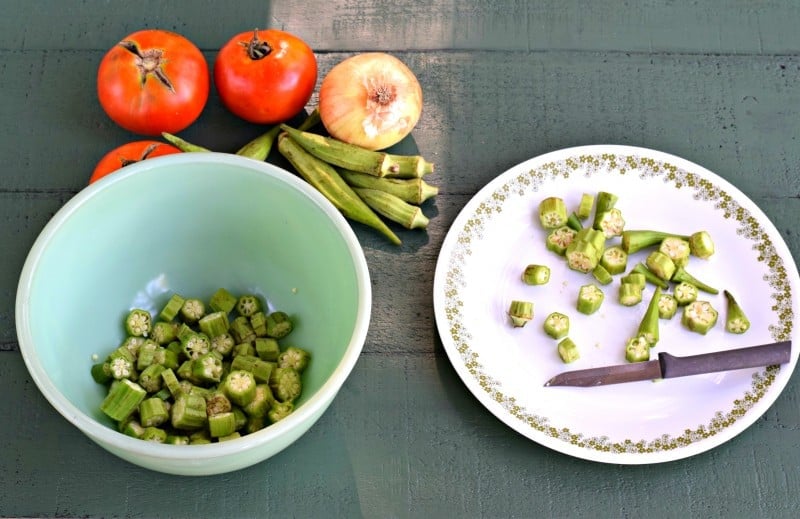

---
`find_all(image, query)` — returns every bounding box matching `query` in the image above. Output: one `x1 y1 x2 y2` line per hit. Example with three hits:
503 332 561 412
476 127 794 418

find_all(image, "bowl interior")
20 154 364 433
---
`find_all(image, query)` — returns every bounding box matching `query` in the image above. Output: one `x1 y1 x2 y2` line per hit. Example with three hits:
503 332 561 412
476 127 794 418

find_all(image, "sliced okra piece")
192 352 224 384
211 332 236 357
231 354 274 383
600 245 628 276
522 264 550 286
125 309 152 337
565 239 599 274
590 191 618 230
545 226 578 256
575 228 606 260
170 393 208 430
543 312 570 340
657 293 678 320
637 287 662 346
232 342 256 358
625 335 651 363
724 290 751 334
153 346 179 369
689 230 715 259
631 263 669 289
208 412 238 438
557 337 580 364
107 351 135 381
681 300 719 335
658 236 691 269
181 332 211 360
576 284 604 315
139 397 169 427
222 370 258 407
218 432 242 442
100 378 147 421
176 323 195 344
91 362 112 385
672 266 718 294
180 298 205 323
189 429 212 444
158 294 186 322
621 230 689 254
206 391 233 417
255 337 280 362
121 419 146 439
267 401 295 424
620 272 646 288
538 197 568 229
595 208 625 238
673 282 698 306
152 387 172 401
136 339 159 370
265 311 294 339
277 346 311 373
165 434 190 445
231 316 257 344
244 415 267 435
150 321 177 345
243 384 275 418
591 264 613 286
198 311 230 338
141 427 167 443
508 300 533 327
566 212 583 232
269 367 302 402
138 363 166 393
618 282 643 306
121 336 146 358
160 368 182 398
645 251 676 281
232 407 248 431
250 311 268 337
576 193 594 220
176 360 201 385
209 288 238 314
236 295 262 317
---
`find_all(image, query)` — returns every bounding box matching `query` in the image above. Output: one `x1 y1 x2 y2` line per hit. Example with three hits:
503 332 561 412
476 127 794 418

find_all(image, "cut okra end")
538 197 568 229
522 264 550 286
543 312 570 340
724 290 751 334
681 300 719 335
508 300 534 327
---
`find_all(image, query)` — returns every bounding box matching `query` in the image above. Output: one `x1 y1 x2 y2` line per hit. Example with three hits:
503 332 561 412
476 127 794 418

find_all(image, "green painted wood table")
2 1 800 517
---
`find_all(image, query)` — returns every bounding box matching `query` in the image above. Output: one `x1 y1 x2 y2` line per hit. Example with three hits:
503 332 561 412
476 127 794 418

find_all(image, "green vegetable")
269 367 303 402
198 311 230 338
600 245 628 276
619 272 646 288
538 197 568 229
141 427 167 443
139 397 169 427
657 293 678 320
222 370 257 407
658 237 691 269
508 300 534 327
591 264 613 285
353 187 429 229
209 288 238 314
277 346 311 372
543 312 570 340
631 263 669 289
231 316 257 344
268 401 295 424
158 294 185 322
522 264 551 285
621 229 689 254
100 379 146 422
618 282 643 306
625 335 650 363
170 393 208 430
681 300 719 335
590 191 618 231
180 298 205 323
673 282 698 306
645 251 676 281
192 353 224 384
208 412 238 438
278 132 402 245
235 295 262 317
576 193 594 220
566 212 583 232
576 284 604 315
182 332 211 360
242 384 275 418
124 309 152 338
689 231 715 259
557 337 580 363
594 208 625 238
150 321 177 345
565 239 599 273
636 286 662 346
545 226 577 256
161 132 211 152
265 311 294 339
338 169 438 204
724 290 751 334
236 125 280 161
255 338 281 362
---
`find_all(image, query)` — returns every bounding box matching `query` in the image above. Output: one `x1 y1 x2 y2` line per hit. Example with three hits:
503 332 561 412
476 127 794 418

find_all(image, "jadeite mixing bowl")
15 153 371 476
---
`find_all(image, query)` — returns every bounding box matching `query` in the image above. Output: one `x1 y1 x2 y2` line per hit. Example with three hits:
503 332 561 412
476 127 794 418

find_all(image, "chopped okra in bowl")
15 153 371 476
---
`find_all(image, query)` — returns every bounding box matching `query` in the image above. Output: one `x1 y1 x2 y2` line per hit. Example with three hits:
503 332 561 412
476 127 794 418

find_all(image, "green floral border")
442 153 793 455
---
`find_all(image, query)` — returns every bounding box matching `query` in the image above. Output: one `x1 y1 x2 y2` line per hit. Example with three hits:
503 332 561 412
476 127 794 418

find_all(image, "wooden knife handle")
659 341 792 379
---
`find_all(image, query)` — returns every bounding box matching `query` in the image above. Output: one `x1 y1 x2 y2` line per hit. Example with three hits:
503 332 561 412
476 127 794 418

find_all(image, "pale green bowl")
15 153 371 476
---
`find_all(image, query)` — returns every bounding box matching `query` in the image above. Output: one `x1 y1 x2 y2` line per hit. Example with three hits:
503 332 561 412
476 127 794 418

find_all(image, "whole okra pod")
338 169 438 204
353 187 430 230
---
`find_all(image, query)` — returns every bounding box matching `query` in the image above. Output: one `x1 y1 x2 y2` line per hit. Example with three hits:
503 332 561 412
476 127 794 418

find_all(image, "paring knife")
544 340 792 387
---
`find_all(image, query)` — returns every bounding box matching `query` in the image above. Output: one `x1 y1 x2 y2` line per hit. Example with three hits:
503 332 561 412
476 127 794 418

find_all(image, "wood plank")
1 351 798 517
272 0 800 54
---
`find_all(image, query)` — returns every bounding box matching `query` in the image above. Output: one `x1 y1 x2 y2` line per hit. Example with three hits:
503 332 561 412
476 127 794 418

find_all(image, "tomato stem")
118 40 175 92
244 29 272 60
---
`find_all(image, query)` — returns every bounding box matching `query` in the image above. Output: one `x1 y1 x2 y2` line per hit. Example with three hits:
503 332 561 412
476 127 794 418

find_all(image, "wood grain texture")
2 0 800 518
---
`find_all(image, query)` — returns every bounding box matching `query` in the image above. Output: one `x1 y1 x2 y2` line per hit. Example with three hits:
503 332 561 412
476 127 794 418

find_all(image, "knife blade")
544 340 792 387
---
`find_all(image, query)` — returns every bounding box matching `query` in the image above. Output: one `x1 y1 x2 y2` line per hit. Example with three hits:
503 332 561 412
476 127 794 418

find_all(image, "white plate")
433 145 799 464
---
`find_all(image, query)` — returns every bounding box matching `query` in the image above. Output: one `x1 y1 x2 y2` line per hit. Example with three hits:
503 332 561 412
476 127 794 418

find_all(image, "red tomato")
89 141 181 183
214 29 317 124
97 29 210 135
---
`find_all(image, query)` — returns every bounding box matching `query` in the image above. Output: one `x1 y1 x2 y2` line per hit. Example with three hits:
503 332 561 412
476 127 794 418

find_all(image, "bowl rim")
15 152 372 461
